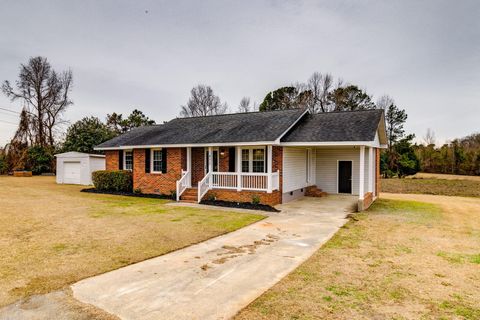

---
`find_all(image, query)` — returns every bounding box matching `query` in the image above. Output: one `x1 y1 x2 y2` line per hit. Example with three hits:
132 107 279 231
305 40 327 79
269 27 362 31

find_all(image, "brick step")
180 194 197 201
305 186 327 198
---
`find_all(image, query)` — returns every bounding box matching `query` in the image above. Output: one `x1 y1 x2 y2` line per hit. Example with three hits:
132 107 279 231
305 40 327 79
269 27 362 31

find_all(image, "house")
95 109 387 210
55 152 106 185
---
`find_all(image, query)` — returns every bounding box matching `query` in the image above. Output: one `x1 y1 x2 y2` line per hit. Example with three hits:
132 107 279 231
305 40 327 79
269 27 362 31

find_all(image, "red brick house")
96 109 387 210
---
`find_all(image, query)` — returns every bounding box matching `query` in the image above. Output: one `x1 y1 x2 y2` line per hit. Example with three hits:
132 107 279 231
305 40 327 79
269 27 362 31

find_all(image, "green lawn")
0 176 264 307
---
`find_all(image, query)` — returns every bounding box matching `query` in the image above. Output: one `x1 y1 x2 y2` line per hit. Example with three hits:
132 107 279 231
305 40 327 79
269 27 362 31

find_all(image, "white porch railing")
176 170 190 201
195 171 280 202
198 172 211 203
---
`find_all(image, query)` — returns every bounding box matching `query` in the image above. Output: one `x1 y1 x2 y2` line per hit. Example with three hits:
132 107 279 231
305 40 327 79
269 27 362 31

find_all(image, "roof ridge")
171 108 304 120
314 109 382 115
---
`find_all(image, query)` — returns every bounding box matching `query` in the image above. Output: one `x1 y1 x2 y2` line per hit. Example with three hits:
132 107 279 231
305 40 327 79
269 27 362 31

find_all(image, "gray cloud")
0 0 479 146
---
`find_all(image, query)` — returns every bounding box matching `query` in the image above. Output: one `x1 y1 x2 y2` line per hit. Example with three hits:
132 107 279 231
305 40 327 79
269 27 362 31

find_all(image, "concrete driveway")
72 195 356 320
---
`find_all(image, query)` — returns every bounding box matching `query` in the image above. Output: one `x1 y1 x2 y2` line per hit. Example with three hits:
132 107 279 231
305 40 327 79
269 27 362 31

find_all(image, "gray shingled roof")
96 109 306 148
281 109 384 142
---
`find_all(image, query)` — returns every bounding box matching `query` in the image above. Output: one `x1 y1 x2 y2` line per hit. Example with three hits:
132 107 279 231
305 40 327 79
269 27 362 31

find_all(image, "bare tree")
2 57 73 147
237 97 251 112
423 128 436 146
306 72 333 113
376 95 395 110
180 85 227 117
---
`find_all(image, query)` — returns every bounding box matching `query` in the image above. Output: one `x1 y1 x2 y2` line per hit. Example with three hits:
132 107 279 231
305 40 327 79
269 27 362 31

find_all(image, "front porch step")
305 186 327 198
180 188 198 202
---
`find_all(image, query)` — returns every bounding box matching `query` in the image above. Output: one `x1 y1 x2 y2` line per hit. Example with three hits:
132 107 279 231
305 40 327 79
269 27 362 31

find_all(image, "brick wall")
132 148 184 195
105 151 119 170
358 191 373 211
104 145 284 205
205 189 282 206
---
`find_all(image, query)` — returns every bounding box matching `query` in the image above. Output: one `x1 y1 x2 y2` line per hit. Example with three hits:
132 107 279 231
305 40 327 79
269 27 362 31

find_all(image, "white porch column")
368 147 374 193
236 146 242 191
359 146 365 200
267 145 273 193
208 147 213 188
187 147 192 187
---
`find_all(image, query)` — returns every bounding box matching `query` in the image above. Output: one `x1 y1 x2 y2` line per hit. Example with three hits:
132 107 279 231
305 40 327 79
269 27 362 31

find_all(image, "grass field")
382 176 480 197
237 194 480 319
0 176 264 308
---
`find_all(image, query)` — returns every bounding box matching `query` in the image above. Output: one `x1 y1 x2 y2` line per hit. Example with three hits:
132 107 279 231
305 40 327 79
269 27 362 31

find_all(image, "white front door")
63 162 81 184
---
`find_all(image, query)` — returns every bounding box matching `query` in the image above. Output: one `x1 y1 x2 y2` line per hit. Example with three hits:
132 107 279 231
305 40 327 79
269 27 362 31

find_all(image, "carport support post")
236 146 242 191
187 147 192 187
267 145 273 193
208 147 213 188
368 147 373 193
359 146 365 200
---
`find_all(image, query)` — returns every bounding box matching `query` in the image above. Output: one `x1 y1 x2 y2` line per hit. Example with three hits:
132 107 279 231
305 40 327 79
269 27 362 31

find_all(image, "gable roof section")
280 109 385 144
96 109 307 149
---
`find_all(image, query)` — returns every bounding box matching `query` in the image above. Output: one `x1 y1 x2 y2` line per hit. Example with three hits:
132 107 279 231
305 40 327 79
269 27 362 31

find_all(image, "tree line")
2 57 441 178
415 131 480 176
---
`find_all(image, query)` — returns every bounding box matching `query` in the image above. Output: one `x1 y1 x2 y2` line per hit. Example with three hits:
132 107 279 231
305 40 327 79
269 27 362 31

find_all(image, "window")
241 147 266 173
241 149 249 172
152 149 163 173
124 151 133 170
252 149 265 172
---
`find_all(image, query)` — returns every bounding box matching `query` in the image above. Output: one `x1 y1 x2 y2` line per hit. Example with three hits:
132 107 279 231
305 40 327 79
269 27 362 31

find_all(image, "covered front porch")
176 145 281 203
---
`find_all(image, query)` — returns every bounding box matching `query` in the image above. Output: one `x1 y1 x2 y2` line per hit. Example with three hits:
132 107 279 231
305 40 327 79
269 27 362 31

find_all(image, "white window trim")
240 146 266 173
124 150 133 171
151 148 163 174
336 160 354 194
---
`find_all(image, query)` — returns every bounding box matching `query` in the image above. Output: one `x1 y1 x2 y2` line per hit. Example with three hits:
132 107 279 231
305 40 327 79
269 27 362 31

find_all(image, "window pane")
242 161 249 172
252 161 264 173
125 151 133 170
153 150 162 172
253 149 264 161
242 149 249 161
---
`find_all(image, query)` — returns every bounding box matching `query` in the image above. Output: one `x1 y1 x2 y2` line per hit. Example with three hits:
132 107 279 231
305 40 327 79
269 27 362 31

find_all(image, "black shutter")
228 147 235 172
118 150 123 170
145 149 151 173
161 148 167 173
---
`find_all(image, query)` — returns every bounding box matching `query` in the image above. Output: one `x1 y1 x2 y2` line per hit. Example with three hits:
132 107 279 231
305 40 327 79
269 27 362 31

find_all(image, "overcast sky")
1 0 479 146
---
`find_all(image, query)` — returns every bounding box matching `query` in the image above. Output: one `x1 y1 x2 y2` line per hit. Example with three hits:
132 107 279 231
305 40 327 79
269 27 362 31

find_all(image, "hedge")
92 170 133 192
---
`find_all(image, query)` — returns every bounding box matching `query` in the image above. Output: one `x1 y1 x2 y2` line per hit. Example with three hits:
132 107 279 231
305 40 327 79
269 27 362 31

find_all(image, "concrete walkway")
72 195 356 320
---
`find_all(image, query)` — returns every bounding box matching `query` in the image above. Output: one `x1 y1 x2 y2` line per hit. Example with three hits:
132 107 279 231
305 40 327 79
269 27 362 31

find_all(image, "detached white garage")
55 152 105 185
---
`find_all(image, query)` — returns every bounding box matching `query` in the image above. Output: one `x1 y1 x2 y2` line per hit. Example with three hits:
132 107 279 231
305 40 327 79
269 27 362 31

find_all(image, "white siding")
364 147 369 194
315 147 361 195
283 147 308 193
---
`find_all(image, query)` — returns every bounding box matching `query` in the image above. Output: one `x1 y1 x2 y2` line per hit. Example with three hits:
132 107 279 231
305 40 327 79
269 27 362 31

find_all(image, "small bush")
92 170 132 192
207 193 216 201
252 194 261 205
133 188 142 194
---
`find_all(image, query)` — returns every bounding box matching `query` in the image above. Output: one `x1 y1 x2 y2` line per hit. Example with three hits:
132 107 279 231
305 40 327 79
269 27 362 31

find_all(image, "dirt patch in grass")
0 176 264 308
236 193 480 319
382 177 480 197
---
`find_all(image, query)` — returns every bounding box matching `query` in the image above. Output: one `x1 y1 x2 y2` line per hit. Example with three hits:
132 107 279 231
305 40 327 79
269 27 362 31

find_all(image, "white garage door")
63 162 81 184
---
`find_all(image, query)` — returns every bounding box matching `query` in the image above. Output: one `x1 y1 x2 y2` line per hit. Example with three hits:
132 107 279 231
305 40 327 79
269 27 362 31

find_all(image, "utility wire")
0 119 18 125
0 107 21 114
